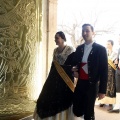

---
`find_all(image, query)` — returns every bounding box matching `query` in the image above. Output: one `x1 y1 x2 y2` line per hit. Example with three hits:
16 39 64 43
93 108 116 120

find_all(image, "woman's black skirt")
36 63 74 119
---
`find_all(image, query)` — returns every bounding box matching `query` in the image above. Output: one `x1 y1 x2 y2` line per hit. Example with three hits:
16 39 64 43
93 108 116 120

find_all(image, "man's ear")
92 32 95 38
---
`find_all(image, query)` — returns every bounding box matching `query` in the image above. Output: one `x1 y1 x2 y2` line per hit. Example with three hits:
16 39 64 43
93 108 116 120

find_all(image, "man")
65 24 108 120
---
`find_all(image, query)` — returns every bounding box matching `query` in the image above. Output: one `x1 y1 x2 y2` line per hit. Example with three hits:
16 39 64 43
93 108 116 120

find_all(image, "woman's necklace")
57 46 66 53
108 50 112 56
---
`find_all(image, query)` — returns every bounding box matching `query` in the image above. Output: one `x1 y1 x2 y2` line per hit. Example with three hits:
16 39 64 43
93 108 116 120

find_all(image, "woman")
109 38 120 113
99 40 117 109
33 31 74 120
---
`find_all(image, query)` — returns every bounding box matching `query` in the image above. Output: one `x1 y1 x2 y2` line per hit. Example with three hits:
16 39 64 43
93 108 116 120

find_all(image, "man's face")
82 26 94 42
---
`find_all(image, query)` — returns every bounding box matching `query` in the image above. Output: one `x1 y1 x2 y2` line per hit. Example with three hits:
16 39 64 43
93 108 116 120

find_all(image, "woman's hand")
72 66 79 78
114 59 118 64
118 64 120 69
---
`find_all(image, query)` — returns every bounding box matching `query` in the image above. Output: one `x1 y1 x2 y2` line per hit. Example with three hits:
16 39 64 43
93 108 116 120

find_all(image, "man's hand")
72 66 79 78
98 93 105 100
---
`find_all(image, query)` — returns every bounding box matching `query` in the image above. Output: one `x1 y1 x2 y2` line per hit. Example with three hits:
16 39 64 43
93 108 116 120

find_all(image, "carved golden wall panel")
0 0 42 118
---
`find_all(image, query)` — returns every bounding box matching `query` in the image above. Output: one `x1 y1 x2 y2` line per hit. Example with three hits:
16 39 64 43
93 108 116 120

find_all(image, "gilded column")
0 0 42 119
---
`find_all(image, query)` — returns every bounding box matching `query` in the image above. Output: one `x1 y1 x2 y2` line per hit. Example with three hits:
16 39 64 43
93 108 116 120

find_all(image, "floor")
21 104 120 120
95 104 120 120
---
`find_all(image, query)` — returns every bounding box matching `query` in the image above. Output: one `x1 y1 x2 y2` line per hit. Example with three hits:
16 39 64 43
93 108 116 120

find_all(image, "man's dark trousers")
73 80 98 120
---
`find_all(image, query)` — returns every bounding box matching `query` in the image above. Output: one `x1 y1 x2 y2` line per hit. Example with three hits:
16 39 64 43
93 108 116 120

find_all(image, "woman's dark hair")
55 31 66 41
107 40 114 46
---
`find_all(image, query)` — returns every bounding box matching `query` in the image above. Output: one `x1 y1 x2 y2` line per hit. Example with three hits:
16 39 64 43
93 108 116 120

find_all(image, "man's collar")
84 41 94 46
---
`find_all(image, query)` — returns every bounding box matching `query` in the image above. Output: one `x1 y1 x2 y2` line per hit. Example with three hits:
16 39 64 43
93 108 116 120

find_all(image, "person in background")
109 37 120 113
99 40 117 109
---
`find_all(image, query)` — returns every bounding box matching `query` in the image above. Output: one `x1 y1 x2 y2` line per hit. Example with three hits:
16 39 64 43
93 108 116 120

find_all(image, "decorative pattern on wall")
0 0 42 117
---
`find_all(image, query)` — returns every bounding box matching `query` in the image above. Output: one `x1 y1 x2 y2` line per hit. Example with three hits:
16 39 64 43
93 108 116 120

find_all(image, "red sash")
79 63 89 80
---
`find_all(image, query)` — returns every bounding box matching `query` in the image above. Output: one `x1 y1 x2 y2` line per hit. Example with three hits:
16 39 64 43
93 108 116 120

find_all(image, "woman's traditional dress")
33 46 74 120
99 51 117 104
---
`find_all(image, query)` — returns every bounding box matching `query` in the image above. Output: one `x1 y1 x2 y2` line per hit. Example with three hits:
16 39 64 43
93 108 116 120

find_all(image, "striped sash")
108 59 116 70
54 60 75 92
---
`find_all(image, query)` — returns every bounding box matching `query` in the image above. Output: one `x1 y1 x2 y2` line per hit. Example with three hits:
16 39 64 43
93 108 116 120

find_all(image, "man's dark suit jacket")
65 42 108 94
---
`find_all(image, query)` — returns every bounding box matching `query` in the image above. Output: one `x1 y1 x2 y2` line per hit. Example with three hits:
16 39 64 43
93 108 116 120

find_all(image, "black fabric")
73 80 98 120
66 43 108 94
64 52 75 66
116 69 120 92
106 64 116 97
36 63 74 119
116 68 120 75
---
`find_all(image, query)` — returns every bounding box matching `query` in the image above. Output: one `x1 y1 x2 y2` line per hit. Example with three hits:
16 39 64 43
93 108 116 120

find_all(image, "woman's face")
55 34 64 46
106 42 112 49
